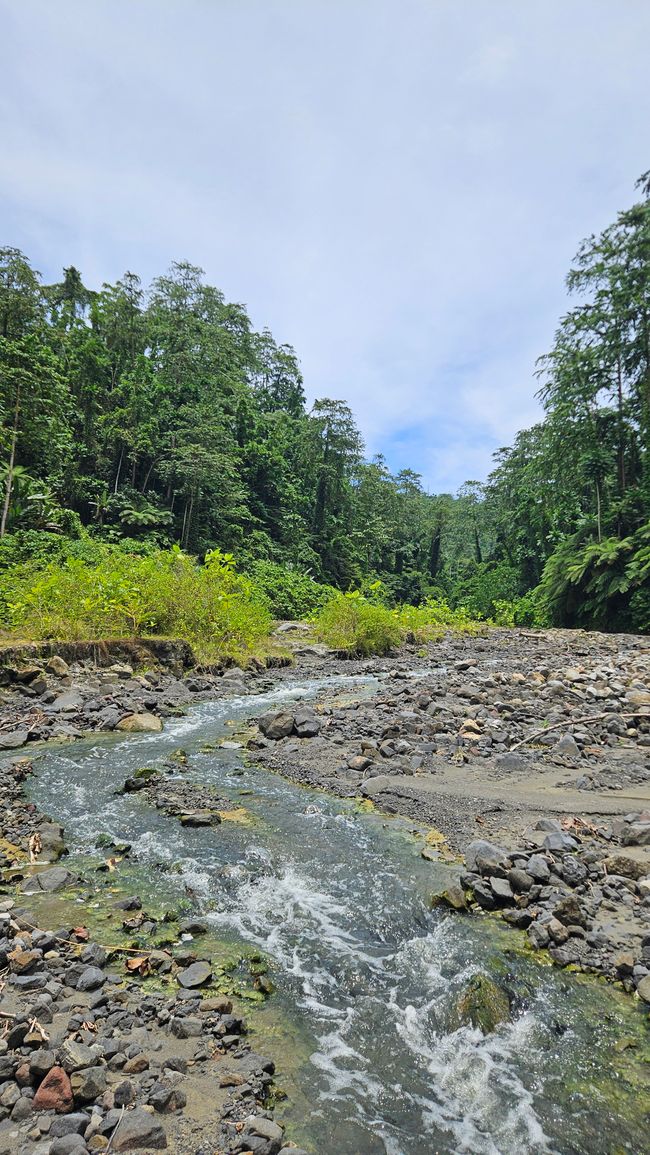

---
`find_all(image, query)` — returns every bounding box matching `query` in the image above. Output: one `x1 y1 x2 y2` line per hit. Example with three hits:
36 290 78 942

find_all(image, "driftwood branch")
509 711 644 752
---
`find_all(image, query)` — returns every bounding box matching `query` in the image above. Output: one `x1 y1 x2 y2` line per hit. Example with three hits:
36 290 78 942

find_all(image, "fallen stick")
509 711 644 752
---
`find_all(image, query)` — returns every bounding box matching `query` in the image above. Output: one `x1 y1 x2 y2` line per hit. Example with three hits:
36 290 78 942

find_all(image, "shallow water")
27 675 650 1155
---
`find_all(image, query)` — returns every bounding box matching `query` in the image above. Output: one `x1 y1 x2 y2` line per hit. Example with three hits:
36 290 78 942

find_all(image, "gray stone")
244 1116 284 1143
490 876 514 902
50 690 84 712
170 1016 202 1039
465 840 508 874
21 867 75 893
543 832 579 853
0 731 29 749
635 974 650 1003
103 1106 167 1150
621 822 650 847
59 1040 102 1073
76 967 105 992
258 711 295 740
49 1113 90 1138
176 961 212 989
69 1065 106 1102
526 854 551 881
49 1136 87 1155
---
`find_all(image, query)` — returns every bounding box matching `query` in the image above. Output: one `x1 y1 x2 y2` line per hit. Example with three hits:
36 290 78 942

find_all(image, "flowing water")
26 676 650 1155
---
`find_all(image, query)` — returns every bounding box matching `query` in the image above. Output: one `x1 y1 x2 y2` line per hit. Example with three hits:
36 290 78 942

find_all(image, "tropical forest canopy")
1 171 650 633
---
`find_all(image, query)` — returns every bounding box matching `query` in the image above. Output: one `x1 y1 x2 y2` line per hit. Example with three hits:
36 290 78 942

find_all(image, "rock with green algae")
454 973 511 1034
429 883 468 911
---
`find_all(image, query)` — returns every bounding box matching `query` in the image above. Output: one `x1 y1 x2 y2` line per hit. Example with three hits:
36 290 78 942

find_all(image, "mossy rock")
430 884 468 911
454 973 510 1034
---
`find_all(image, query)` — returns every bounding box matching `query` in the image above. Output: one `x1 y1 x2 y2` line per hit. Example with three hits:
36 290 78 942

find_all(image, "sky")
1 1 650 493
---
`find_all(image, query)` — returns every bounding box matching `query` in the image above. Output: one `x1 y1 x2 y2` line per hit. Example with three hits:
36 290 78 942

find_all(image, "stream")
27 675 650 1155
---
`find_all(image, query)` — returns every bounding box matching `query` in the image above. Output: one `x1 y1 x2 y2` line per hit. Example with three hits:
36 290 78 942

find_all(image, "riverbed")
28 675 650 1155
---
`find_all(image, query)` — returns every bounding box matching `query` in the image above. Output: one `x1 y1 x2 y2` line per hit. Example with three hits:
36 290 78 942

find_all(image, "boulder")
258 711 295 740
464 840 508 874
176 960 212 988
455 974 510 1034
46 655 70 677
636 974 650 1003
103 1106 167 1150
20 866 75 894
51 690 84 712
116 713 163 733
603 855 647 880
0 731 29 749
70 1065 106 1102
430 884 467 911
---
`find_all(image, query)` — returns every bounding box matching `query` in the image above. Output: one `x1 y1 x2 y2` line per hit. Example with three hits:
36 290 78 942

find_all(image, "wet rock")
33 1065 73 1113
430 884 467 911
116 713 163 733
176 960 212 988
21 867 76 893
179 810 221 827
455 973 510 1034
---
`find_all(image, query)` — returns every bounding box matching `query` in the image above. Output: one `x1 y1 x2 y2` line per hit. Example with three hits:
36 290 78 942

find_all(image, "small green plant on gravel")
395 597 482 642
313 590 402 655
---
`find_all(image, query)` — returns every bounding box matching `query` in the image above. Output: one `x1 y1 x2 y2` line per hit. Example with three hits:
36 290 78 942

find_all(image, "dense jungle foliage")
1 171 649 640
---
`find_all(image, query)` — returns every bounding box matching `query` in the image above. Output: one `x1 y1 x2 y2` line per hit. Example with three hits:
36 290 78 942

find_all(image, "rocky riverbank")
1 625 650 1154
0 646 308 1155
246 627 650 1002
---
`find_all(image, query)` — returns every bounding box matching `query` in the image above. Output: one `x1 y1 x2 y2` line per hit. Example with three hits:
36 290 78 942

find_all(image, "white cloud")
1 0 649 492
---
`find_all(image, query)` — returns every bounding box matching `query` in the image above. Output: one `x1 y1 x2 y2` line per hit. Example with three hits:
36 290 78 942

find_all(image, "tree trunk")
0 388 20 538
113 446 124 495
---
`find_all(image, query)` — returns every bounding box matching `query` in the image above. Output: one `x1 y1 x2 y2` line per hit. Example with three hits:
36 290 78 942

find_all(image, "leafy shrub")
395 597 482 641
313 591 402 655
0 544 272 663
245 560 334 619
313 591 481 655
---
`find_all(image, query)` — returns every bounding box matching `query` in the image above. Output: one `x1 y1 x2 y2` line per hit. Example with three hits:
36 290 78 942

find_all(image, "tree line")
1 170 649 629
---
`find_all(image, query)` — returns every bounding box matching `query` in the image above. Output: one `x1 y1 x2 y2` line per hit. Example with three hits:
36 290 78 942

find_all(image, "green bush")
313 591 402 655
245 559 334 619
0 544 273 663
395 597 482 641
312 591 481 655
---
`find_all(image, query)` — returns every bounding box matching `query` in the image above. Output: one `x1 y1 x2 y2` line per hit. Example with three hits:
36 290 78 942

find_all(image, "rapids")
28 675 649 1155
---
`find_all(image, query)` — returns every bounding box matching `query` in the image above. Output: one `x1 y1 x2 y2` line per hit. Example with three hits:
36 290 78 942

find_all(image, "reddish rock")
33 1066 73 1113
